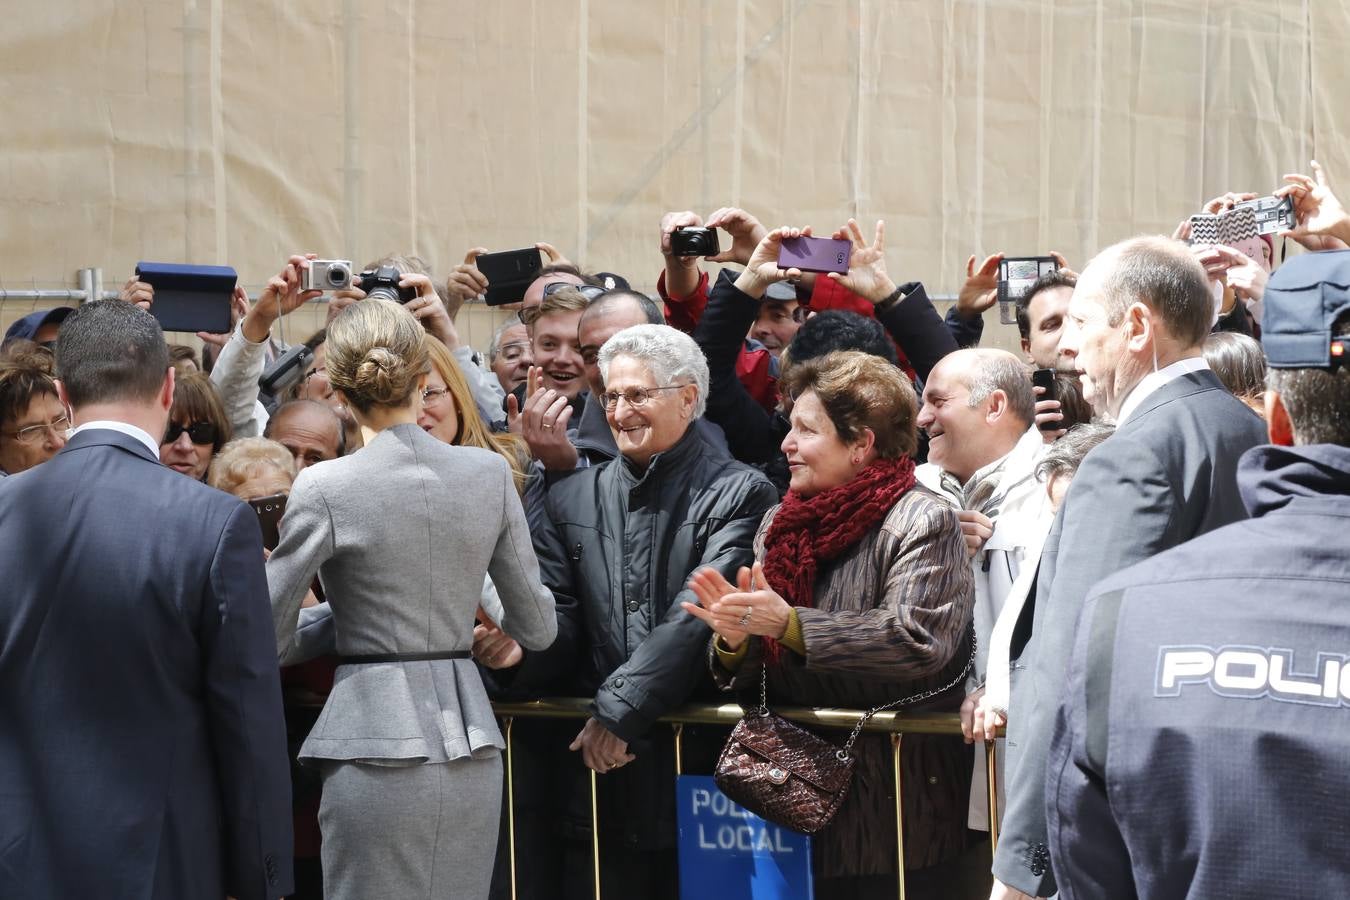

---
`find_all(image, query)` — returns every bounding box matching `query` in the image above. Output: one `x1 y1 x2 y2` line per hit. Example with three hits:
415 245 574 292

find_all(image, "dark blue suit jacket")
0 428 293 899
994 369 1268 895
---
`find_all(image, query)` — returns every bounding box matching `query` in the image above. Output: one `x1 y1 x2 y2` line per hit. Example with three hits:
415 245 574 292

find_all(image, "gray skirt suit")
268 424 556 899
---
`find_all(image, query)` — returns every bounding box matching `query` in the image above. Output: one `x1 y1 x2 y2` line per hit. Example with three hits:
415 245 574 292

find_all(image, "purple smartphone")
777 236 852 275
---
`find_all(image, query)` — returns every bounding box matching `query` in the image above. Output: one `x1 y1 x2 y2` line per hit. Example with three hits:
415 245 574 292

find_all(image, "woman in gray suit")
267 298 557 900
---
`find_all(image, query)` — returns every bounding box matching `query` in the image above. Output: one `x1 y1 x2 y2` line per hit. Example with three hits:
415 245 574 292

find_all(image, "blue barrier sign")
676 775 813 900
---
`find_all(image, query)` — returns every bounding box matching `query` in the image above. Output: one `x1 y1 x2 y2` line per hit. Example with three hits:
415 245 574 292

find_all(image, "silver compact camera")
302 259 353 291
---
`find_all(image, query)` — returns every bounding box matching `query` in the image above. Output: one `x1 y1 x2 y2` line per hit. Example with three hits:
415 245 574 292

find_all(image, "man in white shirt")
915 348 1055 835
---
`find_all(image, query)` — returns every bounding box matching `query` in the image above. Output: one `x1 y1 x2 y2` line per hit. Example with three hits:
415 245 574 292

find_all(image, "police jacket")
1046 443 1350 899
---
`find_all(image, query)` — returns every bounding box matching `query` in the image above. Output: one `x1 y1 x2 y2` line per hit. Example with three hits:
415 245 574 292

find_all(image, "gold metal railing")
493 698 1002 900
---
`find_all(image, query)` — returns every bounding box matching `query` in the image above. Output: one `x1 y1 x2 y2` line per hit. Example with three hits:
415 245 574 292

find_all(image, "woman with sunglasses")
159 372 231 481
0 350 68 477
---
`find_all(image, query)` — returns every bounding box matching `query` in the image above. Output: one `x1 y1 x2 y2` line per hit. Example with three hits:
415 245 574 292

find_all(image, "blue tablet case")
134 262 237 335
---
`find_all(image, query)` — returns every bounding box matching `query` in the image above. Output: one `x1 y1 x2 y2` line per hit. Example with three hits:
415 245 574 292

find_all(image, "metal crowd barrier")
493 698 1001 900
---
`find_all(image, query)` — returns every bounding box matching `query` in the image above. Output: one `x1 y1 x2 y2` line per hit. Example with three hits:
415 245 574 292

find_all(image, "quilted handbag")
714 632 976 834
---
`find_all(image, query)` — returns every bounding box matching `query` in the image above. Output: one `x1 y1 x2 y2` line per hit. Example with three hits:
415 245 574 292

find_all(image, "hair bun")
353 347 407 405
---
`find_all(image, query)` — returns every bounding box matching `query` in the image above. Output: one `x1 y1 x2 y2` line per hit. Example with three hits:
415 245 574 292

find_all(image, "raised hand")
118 276 154 311
705 207 768 266
536 242 572 268
828 218 896 303
512 367 578 471
1202 191 1259 214
1277 160 1350 248
733 226 808 299
956 252 1005 320
399 272 459 349
244 255 322 343
445 248 490 307
660 210 704 261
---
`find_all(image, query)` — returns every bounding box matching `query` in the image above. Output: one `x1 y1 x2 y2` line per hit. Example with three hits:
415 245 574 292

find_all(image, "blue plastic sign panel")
675 775 814 900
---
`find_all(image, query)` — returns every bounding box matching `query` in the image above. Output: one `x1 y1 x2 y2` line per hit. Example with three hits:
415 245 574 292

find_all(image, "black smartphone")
248 493 288 551
1032 368 1058 431
476 248 545 306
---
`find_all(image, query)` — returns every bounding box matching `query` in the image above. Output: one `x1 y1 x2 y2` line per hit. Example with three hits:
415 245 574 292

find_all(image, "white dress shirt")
1114 356 1211 426
69 420 161 459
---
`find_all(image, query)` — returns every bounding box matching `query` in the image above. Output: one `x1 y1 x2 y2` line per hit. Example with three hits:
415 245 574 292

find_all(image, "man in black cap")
1044 249 1350 898
2 306 73 350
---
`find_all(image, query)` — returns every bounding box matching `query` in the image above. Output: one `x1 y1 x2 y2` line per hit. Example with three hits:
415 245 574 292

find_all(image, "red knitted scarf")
760 456 917 661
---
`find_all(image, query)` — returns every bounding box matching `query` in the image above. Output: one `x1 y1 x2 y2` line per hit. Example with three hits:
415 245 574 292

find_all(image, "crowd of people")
1 158 1348 900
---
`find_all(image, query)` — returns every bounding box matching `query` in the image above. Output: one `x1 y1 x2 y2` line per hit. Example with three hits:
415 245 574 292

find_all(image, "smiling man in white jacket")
915 348 1056 835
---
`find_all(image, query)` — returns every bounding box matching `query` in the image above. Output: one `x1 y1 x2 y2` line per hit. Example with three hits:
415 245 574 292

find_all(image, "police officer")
1044 249 1350 898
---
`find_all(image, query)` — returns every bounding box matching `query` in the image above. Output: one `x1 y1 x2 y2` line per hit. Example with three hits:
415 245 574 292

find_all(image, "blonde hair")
208 437 296 496
326 299 430 413
424 336 530 494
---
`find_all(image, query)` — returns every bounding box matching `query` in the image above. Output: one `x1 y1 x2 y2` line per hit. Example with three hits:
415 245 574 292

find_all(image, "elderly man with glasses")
0 355 69 477
485 323 777 900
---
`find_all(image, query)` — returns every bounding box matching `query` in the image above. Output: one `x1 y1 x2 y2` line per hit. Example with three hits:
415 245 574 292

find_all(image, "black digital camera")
357 265 417 303
670 227 720 258
258 344 314 396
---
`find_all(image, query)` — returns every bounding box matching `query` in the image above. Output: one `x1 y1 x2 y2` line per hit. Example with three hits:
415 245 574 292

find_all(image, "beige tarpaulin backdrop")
2 0 1347 352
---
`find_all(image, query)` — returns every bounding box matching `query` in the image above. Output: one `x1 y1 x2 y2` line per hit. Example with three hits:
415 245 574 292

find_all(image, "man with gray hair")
915 348 1054 839
991 236 1268 900
493 323 777 899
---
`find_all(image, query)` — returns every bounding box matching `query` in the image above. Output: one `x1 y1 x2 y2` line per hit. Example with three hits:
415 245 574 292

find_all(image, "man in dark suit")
0 301 293 899
990 237 1268 898
1045 250 1350 898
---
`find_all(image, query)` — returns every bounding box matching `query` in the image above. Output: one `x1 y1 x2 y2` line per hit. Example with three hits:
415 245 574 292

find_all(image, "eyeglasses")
494 341 530 362
421 387 450 405
163 421 219 446
599 385 686 410
5 414 70 445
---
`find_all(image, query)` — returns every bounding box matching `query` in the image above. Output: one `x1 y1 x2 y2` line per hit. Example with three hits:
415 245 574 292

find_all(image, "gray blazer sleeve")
486 457 557 651
995 435 1179 895
266 469 336 661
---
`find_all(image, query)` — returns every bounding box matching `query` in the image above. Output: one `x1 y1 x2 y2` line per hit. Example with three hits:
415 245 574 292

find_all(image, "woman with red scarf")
684 350 984 900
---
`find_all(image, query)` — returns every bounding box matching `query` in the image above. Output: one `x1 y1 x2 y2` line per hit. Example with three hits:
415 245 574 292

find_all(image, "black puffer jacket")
526 422 777 738
516 422 777 848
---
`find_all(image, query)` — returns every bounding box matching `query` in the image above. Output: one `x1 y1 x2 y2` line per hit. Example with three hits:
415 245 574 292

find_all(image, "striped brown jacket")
712 484 976 878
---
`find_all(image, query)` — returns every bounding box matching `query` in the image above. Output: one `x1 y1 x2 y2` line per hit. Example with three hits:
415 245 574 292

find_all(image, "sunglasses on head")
163 421 218 446
520 283 607 327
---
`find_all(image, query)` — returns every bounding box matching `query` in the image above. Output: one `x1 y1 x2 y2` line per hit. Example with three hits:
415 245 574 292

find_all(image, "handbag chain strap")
757 628 977 762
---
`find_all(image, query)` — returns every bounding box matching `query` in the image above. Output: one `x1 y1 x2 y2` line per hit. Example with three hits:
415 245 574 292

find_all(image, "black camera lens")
327 267 347 287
